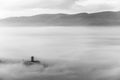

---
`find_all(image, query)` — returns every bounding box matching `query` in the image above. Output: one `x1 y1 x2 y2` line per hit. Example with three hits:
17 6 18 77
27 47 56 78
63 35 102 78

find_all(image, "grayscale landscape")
0 0 120 80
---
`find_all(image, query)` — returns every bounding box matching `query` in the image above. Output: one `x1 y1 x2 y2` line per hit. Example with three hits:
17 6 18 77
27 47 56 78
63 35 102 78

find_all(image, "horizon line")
0 10 119 20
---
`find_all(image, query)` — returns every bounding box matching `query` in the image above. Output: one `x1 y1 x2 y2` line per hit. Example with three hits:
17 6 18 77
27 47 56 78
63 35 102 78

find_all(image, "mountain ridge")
0 11 120 26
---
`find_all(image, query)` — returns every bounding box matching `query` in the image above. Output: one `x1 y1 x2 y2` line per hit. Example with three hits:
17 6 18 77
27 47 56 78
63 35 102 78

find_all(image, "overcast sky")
0 0 120 18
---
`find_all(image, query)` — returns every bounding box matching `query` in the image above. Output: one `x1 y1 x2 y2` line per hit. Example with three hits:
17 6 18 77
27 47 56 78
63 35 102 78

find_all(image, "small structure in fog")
31 56 34 62
24 56 40 65
30 56 40 63
23 56 48 68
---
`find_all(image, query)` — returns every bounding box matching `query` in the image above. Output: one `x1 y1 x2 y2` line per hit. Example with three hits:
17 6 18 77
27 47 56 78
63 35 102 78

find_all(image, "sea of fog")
0 26 120 80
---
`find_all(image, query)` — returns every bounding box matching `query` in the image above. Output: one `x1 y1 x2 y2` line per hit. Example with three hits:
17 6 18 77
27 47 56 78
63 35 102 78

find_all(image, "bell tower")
31 56 34 62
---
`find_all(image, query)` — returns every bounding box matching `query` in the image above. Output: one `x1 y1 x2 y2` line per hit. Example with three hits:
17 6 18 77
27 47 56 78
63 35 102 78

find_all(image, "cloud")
71 0 120 13
22 0 79 10
0 0 79 10
2 0 119 11
0 59 120 80
71 3 116 13
0 0 120 18
19 0 120 12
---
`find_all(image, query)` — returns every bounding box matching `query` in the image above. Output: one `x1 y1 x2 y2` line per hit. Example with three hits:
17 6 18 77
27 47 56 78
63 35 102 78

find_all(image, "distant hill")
0 11 120 26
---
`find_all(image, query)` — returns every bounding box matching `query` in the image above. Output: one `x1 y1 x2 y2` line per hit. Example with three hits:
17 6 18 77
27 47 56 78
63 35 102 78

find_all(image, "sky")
0 0 120 18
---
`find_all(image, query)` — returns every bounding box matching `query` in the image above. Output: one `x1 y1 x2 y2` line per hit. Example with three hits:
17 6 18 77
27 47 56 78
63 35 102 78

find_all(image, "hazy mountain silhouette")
0 11 120 26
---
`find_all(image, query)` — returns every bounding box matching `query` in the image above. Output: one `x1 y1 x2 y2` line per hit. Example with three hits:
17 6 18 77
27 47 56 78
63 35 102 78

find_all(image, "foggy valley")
0 0 120 80
0 27 120 80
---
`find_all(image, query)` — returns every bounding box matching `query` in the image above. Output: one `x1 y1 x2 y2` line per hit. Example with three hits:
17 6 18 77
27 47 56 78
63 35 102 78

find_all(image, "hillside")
0 11 120 26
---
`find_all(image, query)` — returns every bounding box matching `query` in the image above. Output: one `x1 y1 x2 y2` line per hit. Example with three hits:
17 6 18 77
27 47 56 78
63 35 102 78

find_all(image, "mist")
0 26 120 80
0 57 120 80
